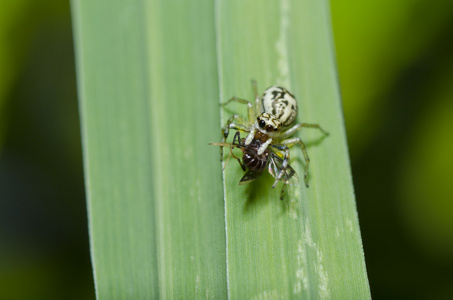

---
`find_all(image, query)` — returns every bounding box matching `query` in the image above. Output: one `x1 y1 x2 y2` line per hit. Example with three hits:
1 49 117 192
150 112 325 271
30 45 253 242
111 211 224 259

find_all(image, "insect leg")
230 132 246 171
233 154 246 171
281 137 310 187
232 131 242 146
223 144 245 171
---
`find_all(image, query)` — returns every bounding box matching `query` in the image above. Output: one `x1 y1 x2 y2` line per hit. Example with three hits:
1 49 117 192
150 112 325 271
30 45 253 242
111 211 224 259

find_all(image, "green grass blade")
217 0 370 298
144 1 227 298
71 1 160 298
72 0 226 298
72 0 369 298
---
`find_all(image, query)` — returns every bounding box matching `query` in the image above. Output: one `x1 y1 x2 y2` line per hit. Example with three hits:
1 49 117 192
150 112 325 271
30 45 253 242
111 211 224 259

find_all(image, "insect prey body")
210 131 298 200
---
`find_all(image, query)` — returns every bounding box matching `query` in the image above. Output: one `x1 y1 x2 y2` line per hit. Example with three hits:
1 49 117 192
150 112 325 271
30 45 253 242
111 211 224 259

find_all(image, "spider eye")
274 127 279 132
266 125 273 132
258 120 266 128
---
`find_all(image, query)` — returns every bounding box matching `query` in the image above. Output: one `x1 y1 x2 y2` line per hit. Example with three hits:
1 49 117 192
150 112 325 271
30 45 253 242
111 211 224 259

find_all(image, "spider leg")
221 96 255 123
280 183 286 200
269 144 290 188
281 137 310 187
220 115 249 158
252 79 258 98
244 127 257 146
251 79 263 115
257 138 272 155
221 114 249 142
279 122 328 139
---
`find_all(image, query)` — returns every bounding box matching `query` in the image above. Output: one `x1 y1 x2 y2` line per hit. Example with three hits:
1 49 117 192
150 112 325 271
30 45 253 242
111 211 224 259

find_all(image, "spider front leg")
221 80 263 123
220 115 249 158
221 97 256 124
221 114 249 143
281 137 310 187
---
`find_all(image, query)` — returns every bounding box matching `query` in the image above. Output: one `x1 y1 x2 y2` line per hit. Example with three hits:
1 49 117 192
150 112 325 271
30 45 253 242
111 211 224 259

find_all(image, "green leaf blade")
72 0 227 298
72 0 159 298
145 1 227 297
217 0 370 298
72 0 369 298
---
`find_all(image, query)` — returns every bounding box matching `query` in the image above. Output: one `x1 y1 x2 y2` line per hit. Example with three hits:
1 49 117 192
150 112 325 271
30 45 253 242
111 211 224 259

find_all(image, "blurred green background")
0 0 452 299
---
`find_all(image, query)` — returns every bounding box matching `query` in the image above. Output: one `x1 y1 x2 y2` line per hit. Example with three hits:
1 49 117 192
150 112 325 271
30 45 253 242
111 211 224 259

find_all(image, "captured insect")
210 131 299 199
213 80 328 198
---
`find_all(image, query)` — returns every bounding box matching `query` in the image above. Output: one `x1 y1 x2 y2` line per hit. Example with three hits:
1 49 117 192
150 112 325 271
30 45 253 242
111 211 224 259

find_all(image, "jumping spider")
220 80 328 188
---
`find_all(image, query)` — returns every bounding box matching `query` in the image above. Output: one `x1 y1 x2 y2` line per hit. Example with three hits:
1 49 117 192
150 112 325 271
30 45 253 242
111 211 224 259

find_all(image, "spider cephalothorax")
256 113 282 134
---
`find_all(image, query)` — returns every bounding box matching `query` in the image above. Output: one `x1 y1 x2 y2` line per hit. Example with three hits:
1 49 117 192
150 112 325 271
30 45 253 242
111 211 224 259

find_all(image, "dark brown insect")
210 131 299 200
235 132 268 180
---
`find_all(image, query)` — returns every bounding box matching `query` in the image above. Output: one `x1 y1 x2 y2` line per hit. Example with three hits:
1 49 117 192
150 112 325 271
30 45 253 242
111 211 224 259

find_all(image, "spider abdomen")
261 86 298 127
